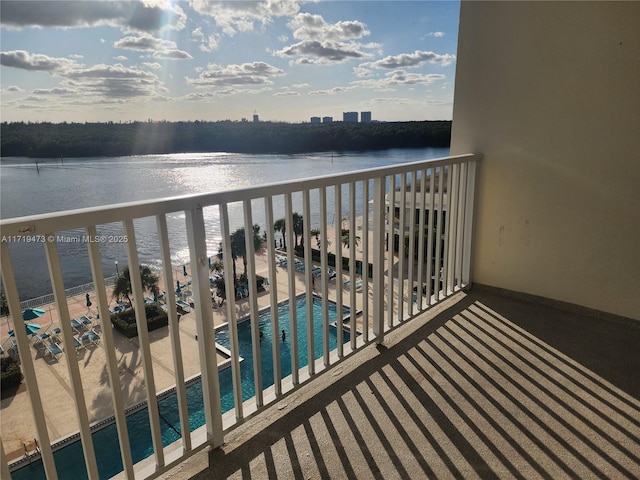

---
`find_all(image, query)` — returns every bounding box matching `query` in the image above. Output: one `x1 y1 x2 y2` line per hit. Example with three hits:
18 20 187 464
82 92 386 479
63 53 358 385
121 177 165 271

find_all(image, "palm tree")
209 259 224 275
310 228 321 248
341 229 361 249
274 218 286 249
292 212 303 247
218 236 240 283
112 265 158 306
219 225 265 282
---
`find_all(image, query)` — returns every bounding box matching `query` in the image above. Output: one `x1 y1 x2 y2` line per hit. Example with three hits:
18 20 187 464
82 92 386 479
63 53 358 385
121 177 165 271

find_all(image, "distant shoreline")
0 120 451 159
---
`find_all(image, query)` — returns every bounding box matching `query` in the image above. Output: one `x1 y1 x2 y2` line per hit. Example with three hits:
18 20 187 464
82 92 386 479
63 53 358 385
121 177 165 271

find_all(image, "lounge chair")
51 327 62 341
70 318 84 332
79 334 92 349
176 300 191 313
344 279 363 289
73 336 83 351
79 316 92 327
46 343 63 360
82 330 101 346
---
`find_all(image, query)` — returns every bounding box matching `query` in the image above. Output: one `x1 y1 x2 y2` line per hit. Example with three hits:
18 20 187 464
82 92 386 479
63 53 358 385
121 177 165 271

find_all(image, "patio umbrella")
22 308 46 321
153 286 158 302
176 280 182 295
9 323 42 337
85 293 92 308
183 265 188 277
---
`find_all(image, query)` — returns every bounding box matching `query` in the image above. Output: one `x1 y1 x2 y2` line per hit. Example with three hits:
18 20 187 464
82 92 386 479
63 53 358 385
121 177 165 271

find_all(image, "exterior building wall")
310 117 321 124
343 112 358 123
451 1 640 319
361 111 372 123
322 116 333 124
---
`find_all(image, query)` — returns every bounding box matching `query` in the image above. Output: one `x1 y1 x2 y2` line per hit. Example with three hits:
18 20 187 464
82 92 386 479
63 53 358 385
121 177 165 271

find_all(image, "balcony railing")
0 153 479 479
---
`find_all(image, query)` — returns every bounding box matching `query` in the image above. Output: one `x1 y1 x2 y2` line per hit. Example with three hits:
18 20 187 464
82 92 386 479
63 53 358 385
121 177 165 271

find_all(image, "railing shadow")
197 289 640 479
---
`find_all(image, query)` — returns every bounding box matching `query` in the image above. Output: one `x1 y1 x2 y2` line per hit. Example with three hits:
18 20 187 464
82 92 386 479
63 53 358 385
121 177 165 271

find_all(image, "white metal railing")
0 153 479 480
16 276 118 311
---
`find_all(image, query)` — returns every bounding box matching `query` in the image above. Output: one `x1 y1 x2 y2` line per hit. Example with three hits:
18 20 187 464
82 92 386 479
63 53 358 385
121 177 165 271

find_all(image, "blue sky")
0 1 460 123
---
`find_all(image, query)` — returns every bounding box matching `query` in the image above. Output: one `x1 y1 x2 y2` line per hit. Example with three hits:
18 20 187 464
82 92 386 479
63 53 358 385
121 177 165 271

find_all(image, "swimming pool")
11 295 351 479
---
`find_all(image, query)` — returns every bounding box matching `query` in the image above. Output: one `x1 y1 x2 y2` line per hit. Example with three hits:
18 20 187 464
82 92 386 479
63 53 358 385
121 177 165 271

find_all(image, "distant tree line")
0 120 451 158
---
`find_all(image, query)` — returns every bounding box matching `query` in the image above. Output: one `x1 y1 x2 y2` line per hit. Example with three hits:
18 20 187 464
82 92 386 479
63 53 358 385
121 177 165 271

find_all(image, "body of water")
0 148 449 299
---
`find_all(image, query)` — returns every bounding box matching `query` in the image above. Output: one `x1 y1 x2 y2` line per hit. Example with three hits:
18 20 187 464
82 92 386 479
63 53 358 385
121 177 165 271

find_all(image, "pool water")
12 295 350 479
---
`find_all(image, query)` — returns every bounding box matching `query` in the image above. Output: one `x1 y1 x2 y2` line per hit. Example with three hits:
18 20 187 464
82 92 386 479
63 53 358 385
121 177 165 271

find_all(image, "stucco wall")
450 1 640 319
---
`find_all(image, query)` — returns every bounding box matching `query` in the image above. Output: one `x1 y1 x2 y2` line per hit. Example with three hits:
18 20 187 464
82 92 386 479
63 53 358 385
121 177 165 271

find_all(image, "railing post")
461 159 478 287
86 225 135 478
1 243 58 480
156 215 191 452
219 203 243 420
372 176 386 343
186 206 224 447
243 199 263 406
123 219 165 468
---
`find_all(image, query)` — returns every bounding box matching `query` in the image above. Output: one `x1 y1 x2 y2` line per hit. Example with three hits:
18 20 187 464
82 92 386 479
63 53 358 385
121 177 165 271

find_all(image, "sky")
0 0 460 124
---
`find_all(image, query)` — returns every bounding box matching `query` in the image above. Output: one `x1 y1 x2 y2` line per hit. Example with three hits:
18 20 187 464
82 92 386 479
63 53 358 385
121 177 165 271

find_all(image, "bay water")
1 148 449 299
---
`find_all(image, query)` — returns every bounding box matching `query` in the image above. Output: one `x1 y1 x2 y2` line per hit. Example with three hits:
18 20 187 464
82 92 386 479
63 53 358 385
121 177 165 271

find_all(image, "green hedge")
1 357 22 388
111 303 169 338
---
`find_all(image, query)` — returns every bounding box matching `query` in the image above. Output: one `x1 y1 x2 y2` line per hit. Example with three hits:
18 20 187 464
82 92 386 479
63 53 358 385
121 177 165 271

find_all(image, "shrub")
110 303 168 338
1 356 23 388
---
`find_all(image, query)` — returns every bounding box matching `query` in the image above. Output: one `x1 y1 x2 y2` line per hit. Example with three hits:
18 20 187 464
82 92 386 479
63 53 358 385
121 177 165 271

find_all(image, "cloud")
55 64 163 99
428 32 445 38
141 62 163 69
188 61 284 87
353 70 446 89
274 12 373 65
114 34 192 59
63 64 158 81
309 86 353 96
5 85 25 93
273 90 299 96
0 1 186 32
189 0 300 36
353 65 373 78
0 50 77 72
274 40 371 64
365 50 455 69
288 13 369 41
31 87 77 95
192 27 220 52
384 70 445 85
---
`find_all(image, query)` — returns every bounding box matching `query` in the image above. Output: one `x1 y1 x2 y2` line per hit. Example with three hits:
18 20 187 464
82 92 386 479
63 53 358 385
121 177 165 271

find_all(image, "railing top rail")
0 153 480 236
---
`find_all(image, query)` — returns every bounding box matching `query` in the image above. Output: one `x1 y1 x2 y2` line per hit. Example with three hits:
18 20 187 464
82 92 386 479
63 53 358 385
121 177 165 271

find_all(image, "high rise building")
361 111 372 123
343 112 358 123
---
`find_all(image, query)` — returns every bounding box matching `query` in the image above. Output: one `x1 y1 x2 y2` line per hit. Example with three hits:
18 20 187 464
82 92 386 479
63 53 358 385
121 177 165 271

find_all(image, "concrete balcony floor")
166 286 640 480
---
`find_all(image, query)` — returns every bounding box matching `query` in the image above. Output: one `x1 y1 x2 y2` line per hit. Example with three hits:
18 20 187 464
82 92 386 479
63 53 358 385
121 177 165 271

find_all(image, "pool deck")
0 247 374 464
